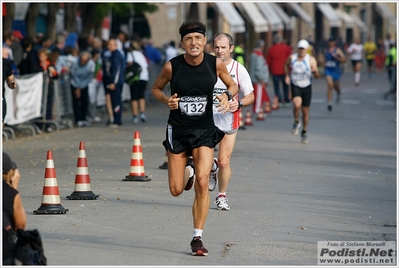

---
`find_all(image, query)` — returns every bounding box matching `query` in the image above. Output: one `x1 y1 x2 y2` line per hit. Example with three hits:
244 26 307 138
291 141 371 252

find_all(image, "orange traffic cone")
271 96 279 111
34 151 69 214
123 131 151 181
67 142 99 200
264 101 271 114
256 109 266 121
244 110 253 126
239 110 246 130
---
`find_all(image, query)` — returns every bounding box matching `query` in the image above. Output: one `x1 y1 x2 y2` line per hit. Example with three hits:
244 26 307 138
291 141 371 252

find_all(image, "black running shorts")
130 80 148 101
162 124 225 156
351 59 362 67
291 84 312 107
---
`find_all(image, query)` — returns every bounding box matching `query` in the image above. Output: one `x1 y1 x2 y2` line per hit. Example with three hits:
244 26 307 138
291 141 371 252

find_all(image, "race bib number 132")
179 96 207 116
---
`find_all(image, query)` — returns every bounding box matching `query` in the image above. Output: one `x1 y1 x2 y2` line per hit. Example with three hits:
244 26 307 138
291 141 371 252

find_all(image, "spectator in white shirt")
126 41 149 124
165 40 178 62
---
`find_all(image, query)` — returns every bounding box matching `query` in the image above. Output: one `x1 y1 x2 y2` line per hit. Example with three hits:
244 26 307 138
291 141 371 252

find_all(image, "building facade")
141 2 396 67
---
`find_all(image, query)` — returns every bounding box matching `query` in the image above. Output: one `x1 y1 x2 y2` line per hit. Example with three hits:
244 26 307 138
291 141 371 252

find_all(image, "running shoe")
140 113 147 123
159 161 168 170
327 104 333 111
83 120 92 127
108 123 120 129
284 102 292 108
93 116 101 122
191 236 208 256
215 194 230 211
106 118 113 126
185 157 195 191
301 132 308 144
208 158 219 191
291 121 301 135
86 116 101 122
132 116 139 124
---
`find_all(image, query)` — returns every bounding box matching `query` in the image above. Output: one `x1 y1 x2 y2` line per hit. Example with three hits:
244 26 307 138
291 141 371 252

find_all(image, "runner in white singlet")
285 39 320 144
209 33 254 211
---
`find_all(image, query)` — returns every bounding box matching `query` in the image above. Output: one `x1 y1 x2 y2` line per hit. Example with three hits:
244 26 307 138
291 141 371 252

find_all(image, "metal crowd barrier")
2 72 74 140
31 72 73 132
52 73 74 129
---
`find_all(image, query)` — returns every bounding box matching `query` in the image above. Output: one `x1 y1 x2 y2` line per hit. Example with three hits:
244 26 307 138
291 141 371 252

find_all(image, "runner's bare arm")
336 48 347 63
310 56 320 79
151 62 180 110
284 55 292 85
215 59 238 113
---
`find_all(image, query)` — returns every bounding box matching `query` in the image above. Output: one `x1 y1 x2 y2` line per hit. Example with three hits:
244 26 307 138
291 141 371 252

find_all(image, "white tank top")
347 43 364 61
290 53 312 88
213 59 254 133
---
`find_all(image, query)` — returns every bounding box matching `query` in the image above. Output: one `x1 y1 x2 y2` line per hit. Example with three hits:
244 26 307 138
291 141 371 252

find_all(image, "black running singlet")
169 53 217 127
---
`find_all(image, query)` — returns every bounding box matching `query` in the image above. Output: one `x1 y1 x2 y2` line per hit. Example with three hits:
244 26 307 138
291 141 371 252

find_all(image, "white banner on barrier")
4 73 44 126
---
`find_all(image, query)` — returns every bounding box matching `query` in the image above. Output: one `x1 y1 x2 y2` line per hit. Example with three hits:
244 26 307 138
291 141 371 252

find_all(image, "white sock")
354 72 361 83
328 101 333 105
218 192 226 197
193 229 203 238
186 165 194 178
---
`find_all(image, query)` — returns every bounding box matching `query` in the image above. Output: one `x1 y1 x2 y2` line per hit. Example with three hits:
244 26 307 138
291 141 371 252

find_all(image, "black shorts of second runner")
130 80 148 101
367 59 374 67
351 59 362 67
162 124 225 156
291 84 312 107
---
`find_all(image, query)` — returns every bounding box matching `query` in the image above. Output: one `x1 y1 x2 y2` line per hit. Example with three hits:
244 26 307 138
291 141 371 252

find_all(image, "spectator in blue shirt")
142 38 161 65
102 37 125 128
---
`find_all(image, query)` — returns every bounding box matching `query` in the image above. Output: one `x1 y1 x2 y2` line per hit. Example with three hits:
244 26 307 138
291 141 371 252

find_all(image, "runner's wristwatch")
238 100 243 109
224 90 232 101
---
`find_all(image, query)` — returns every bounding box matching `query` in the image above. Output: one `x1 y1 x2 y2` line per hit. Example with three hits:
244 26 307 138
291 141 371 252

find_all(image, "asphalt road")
2 70 397 267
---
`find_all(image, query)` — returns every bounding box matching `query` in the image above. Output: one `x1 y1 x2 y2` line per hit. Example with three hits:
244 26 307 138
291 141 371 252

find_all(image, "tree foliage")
4 3 158 39
79 3 158 37
80 3 158 25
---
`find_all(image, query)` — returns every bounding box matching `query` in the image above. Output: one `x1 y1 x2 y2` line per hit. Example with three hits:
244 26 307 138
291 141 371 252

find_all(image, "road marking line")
375 100 396 106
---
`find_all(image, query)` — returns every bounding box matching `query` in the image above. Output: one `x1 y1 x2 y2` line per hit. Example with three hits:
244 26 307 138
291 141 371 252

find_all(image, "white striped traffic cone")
34 150 69 214
239 109 246 130
244 110 253 126
256 109 266 121
66 142 99 200
123 131 151 181
264 101 271 114
271 96 279 111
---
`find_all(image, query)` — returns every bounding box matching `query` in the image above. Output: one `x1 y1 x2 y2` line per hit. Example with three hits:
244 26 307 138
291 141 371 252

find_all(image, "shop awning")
270 3 295 30
317 3 342 28
256 2 284 31
235 2 269 33
375 3 397 30
214 2 246 33
351 13 368 33
334 9 356 29
287 3 315 29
